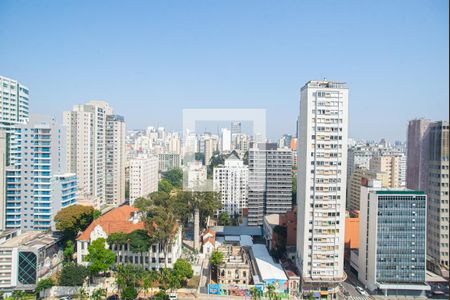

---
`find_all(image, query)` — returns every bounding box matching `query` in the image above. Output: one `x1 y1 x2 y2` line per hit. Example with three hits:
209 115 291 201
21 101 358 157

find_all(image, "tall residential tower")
296 80 348 296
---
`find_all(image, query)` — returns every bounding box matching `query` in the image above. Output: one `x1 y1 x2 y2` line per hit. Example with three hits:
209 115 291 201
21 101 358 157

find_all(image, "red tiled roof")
203 236 215 245
77 205 144 241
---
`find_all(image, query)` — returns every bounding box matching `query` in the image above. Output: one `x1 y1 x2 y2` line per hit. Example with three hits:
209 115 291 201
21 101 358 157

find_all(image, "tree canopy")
59 262 88 286
84 238 116 276
173 259 193 283
162 168 183 188
54 205 95 240
218 212 231 226
210 250 224 267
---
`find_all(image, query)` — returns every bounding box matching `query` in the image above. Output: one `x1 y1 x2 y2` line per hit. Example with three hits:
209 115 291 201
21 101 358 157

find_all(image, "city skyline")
0 1 448 141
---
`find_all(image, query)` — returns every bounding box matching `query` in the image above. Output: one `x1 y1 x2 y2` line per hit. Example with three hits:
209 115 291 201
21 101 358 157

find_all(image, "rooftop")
210 225 262 236
77 205 144 241
302 80 348 90
0 231 62 249
251 244 287 282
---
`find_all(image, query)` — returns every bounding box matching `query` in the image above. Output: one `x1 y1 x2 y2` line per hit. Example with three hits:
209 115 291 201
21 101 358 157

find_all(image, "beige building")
129 156 159 204
347 166 386 211
217 245 252 285
63 101 125 209
369 155 403 188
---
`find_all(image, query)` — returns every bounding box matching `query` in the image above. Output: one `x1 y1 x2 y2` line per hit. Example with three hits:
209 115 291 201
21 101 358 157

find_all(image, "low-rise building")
0 231 63 291
344 210 360 260
217 245 252 285
76 205 182 270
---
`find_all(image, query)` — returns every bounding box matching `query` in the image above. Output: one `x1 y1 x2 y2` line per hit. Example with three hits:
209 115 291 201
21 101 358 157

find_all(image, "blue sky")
0 0 448 141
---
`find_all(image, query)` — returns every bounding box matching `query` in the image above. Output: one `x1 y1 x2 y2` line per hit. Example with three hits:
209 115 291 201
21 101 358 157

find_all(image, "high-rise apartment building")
204 135 218 165
221 128 231 152
296 80 348 296
184 161 207 190
63 100 125 209
129 156 159 205
0 130 6 230
158 153 181 173
213 152 249 217
231 121 241 136
248 143 292 226
358 181 429 296
5 116 77 231
347 146 373 182
347 166 386 211
105 115 126 206
407 119 432 191
0 76 30 165
407 119 449 275
369 155 402 188
427 122 449 275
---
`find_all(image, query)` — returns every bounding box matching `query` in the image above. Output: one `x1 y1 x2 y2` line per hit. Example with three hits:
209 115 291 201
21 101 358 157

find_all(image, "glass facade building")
359 184 430 296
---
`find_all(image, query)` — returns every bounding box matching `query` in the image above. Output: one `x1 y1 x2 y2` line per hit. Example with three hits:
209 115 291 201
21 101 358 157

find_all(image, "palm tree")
144 207 178 268
143 270 158 297
266 284 276 300
250 287 261 300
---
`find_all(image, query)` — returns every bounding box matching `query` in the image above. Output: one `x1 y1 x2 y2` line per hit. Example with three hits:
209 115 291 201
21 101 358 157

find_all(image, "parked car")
169 292 177 300
356 286 368 296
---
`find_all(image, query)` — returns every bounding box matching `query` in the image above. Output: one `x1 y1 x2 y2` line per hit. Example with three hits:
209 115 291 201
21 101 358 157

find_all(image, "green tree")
11 290 26 300
158 268 181 292
144 207 178 267
93 209 102 220
292 174 297 206
59 262 88 286
133 196 153 211
158 179 174 193
250 287 262 300
54 205 95 240
116 264 145 300
107 232 128 245
91 288 107 300
162 168 183 188
128 229 152 264
218 212 231 226
63 240 75 262
266 284 276 300
35 278 55 298
154 290 168 300
84 238 116 277
173 259 193 284
210 250 224 268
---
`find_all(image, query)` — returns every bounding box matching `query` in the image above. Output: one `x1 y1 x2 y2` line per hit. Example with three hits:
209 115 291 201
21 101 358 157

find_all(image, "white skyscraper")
296 80 348 296
185 161 207 190
63 100 125 209
0 76 30 165
129 155 159 205
213 152 248 217
221 128 231 152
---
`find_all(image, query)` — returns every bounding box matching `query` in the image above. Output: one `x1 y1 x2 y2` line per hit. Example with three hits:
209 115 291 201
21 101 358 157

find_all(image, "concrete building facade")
5 116 77 231
248 143 292 226
129 156 159 204
213 152 248 217
63 101 125 209
296 80 348 296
